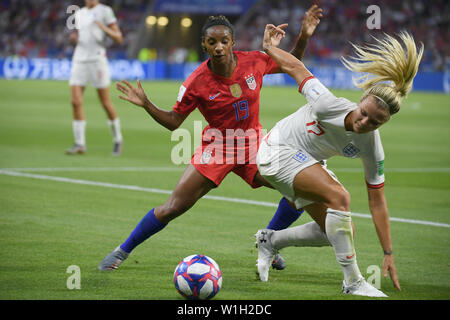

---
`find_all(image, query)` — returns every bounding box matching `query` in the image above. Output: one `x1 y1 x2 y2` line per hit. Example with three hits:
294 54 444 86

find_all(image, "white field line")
2 167 450 173
1 169 449 229
0 167 185 172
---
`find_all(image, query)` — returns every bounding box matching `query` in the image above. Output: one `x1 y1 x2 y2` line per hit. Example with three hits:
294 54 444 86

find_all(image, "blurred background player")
66 0 124 155
255 24 422 296
98 7 322 271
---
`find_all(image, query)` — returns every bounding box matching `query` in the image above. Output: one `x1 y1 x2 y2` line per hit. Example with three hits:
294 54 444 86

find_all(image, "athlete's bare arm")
116 80 187 131
290 4 323 61
367 186 401 291
94 21 123 44
262 24 313 87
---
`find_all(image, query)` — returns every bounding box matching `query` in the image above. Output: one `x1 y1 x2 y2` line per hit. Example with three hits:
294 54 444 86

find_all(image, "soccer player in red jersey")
99 6 323 270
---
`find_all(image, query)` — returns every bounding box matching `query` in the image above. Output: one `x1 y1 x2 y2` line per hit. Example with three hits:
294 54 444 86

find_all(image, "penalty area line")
0 169 449 229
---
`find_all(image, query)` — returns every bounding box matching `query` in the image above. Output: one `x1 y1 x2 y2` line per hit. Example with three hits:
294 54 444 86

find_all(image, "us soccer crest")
245 74 257 90
200 149 213 164
229 83 242 98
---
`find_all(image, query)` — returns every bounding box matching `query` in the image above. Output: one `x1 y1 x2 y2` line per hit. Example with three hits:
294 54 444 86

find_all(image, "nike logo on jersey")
346 253 355 259
209 92 221 100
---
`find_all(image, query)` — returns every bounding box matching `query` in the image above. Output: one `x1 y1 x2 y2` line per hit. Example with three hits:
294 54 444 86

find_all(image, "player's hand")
116 79 149 108
94 20 106 30
69 31 78 45
301 4 323 38
263 24 288 50
382 254 401 291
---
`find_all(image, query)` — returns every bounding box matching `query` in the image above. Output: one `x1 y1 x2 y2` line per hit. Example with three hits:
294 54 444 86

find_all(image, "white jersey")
266 77 385 187
72 4 117 62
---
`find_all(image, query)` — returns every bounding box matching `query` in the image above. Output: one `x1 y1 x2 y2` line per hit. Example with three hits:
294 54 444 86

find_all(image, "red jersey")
173 51 278 133
172 51 278 188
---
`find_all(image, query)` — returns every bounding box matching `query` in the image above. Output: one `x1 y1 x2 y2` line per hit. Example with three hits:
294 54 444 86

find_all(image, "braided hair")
201 15 235 41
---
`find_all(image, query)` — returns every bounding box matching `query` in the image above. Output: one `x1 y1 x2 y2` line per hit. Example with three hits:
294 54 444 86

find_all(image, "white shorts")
69 57 111 88
257 138 340 210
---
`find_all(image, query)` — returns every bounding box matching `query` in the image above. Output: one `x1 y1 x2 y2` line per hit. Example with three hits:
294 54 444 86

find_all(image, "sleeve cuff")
298 76 316 93
366 181 385 189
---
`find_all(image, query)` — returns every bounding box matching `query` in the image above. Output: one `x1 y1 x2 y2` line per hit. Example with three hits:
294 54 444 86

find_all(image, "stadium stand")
0 0 148 60
234 0 449 71
0 0 448 71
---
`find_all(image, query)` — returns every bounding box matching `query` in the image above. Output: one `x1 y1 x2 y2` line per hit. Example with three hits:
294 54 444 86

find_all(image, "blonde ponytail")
341 31 424 115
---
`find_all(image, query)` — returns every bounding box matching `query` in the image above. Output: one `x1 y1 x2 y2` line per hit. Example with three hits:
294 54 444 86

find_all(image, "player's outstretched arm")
290 4 323 61
116 80 186 131
263 24 313 87
367 186 401 291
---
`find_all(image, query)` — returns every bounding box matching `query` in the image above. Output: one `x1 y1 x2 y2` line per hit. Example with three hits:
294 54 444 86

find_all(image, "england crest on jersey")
245 74 257 90
343 143 360 158
293 150 309 163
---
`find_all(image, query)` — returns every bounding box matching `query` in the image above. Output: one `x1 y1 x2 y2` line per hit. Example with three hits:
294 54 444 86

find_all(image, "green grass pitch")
0 79 449 300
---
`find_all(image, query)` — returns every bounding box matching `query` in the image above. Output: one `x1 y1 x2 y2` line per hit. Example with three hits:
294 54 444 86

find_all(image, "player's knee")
71 97 82 109
158 199 191 222
326 187 351 212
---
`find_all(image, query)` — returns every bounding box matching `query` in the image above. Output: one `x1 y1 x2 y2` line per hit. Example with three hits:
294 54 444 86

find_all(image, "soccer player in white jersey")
67 0 123 155
255 24 423 297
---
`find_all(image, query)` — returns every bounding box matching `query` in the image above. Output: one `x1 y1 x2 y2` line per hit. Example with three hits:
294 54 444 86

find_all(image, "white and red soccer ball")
174 254 222 300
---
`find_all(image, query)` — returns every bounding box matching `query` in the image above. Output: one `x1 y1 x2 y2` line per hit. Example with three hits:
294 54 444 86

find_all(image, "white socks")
72 118 123 146
271 221 330 249
72 120 86 146
270 208 362 286
107 118 123 143
325 208 362 285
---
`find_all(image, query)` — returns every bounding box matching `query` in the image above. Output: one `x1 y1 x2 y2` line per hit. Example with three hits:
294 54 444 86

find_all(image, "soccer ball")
173 254 222 300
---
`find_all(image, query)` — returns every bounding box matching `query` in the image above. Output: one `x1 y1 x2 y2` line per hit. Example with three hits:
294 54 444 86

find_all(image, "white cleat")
255 229 276 282
65 144 86 155
342 276 388 298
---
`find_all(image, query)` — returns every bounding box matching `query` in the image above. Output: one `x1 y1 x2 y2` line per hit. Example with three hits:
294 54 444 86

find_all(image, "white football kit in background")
69 4 116 88
257 77 385 209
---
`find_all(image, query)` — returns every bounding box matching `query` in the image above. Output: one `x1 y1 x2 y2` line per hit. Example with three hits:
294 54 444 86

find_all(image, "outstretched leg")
257 163 387 296
254 172 304 270
98 164 215 270
290 163 363 285
258 164 359 283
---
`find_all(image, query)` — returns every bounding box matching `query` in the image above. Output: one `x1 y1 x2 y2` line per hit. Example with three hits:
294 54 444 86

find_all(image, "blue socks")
267 197 304 231
119 199 301 254
120 208 167 253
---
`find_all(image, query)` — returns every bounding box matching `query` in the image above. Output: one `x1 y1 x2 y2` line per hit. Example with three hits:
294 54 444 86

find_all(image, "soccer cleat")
255 229 276 282
65 144 86 155
112 142 122 156
98 246 129 271
272 253 286 270
342 276 388 297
